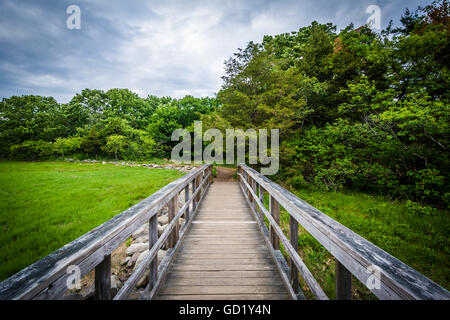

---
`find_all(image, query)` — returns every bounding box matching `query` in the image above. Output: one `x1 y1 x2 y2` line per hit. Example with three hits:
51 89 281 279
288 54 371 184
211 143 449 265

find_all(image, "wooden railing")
0 164 213 300
237 164 450 300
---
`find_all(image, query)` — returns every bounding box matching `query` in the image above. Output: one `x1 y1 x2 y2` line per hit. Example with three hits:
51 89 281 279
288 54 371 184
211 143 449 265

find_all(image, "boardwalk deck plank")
156 181 290 300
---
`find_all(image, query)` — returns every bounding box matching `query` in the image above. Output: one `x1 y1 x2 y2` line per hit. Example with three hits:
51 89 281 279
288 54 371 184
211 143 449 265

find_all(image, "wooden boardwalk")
157 181 289 300
2 164 448 300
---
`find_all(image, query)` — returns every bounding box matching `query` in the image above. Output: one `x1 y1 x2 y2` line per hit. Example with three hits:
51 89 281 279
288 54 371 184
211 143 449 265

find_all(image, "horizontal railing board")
0 165 210 300
238 164 450 300
114 171 211 300
142 179 211 300
239 174 327 300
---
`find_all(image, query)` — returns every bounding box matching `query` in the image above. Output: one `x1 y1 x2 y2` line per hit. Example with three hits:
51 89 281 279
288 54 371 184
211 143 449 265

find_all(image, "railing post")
251 179 257 209
192 178 197 211
168 194 179 248
148 212 158 290
184 184 190 221
289 216 300 293
195 175 201 204
247 175 252 203
269 195 280 250
94 254 111 300
258 184 264 222
335 261 352 300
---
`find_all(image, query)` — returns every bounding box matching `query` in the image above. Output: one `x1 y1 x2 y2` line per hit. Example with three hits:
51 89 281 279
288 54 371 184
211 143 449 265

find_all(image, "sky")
0 0 427 103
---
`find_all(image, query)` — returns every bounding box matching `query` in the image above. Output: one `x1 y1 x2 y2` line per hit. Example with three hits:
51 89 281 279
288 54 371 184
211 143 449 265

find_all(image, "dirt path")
214 166 236 182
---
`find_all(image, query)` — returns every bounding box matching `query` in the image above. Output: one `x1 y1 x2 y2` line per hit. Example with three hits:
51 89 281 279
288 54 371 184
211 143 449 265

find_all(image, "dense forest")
0 1 448 209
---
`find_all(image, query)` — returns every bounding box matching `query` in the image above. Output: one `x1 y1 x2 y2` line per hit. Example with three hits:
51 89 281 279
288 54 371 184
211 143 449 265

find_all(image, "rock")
160 206 169 216
132 225 148 240
126 243 148 256
80 284 95 299
111 274 122 294
128 288 145 300
136 270 149 289
158 215 169 226
133 250 150 271
121 256 131 266
158 224 166 237
135 235 149 244
127 251 141 268
134 250 167 289
158 249 167 263
134 249 167 272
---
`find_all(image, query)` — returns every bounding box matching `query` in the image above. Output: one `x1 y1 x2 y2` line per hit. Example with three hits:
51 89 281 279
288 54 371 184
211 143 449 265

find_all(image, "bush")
10 140 53 160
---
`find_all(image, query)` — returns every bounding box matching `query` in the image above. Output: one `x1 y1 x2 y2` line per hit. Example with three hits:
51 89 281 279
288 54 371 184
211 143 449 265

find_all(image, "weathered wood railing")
237 164 450 300
0 164 213 300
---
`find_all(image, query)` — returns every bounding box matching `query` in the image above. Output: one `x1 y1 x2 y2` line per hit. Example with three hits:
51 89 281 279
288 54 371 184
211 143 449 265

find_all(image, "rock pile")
66 158 196 173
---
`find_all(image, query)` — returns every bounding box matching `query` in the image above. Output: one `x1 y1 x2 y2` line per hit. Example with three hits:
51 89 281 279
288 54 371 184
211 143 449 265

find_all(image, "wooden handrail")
238 164 450 300
0 164 212 300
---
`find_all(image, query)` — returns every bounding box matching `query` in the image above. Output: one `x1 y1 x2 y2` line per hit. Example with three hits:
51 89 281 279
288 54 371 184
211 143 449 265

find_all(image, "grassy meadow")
271 183 450 299
0 161 184 281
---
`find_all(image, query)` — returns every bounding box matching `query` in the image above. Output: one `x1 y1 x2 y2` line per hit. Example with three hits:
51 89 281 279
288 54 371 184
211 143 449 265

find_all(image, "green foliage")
10 140 54 160
53 137 82 159
214 0 450 207
104 135 127 159
1 90 217 161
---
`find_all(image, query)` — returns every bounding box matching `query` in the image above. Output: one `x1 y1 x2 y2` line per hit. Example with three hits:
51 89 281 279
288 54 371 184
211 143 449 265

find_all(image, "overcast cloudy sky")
0 0 426 102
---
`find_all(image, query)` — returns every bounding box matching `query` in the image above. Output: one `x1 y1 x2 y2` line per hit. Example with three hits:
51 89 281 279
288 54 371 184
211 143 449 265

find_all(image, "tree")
0 95 65 157
105 135 127 160
54 137 82 160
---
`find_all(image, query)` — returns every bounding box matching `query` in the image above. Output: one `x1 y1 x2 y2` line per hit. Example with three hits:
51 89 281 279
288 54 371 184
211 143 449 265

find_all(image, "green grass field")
0 161 184 281
273 183 450 299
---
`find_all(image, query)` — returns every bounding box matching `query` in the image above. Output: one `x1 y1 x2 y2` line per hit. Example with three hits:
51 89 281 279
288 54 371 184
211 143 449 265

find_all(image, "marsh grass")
262 182 449 299
0 161 184 281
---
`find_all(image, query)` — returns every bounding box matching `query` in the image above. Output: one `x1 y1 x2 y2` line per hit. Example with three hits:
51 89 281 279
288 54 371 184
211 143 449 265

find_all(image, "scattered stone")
126 243 148 256
128 288 144 300
111 274 123 295
157 224 166 237
132 225 148 240
121 256 131 266
136 271 149 289
135 234 149 244
127 251 141 268
158 215 169 226
134 250 167 289
160 206 169 216
80 284 95 299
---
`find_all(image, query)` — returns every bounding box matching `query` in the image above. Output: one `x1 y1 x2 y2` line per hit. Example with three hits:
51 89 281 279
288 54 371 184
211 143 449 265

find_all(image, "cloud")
0 0 428 102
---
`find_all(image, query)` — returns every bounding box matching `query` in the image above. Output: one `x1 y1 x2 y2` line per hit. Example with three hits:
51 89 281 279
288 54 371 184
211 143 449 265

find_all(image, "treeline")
0 89 218 160
202 0 449 207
